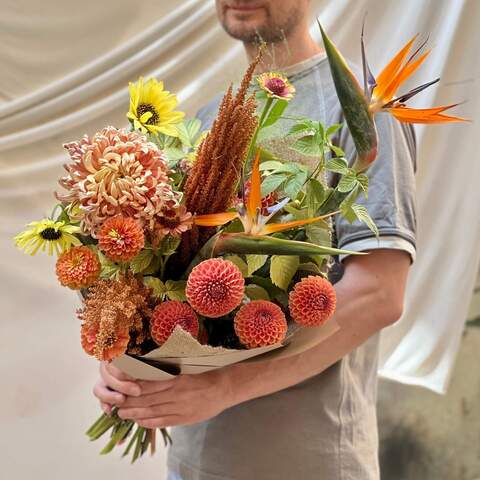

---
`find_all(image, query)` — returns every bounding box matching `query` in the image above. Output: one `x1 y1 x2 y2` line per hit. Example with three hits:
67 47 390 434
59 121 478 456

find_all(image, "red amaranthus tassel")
178 53 261 265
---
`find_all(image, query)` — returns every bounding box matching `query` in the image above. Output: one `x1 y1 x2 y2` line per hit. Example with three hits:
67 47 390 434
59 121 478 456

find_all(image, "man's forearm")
221 250 410 407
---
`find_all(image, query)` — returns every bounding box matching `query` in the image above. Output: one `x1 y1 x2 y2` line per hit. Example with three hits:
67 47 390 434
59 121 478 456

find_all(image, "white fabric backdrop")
1 0 478 478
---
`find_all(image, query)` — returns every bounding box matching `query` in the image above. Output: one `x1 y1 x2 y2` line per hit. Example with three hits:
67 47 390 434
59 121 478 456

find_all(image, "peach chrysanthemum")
56 126 175 236
234 300 287 349
97 216 144 262
56 245 100 289
151 201 193 247
289 276 337 327
186 258 245 318
150 301 199 346
77 274 153 361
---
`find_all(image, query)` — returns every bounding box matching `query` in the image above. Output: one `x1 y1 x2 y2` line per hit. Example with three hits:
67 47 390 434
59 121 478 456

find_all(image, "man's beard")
221 7 302 44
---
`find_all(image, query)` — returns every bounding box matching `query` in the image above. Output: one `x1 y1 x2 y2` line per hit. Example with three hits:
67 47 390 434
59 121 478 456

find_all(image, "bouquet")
15 24 464 462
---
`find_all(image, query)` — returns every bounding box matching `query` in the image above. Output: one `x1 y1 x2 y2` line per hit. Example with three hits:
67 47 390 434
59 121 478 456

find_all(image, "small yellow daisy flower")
127 77 185 136
257 72 295 100
15 219 82 256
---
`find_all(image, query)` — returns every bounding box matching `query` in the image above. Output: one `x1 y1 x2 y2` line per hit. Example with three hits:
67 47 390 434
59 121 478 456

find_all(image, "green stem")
246 97 274 164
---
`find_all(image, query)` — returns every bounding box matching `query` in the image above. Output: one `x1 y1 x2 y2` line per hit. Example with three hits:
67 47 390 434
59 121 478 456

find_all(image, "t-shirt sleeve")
333 112 417 263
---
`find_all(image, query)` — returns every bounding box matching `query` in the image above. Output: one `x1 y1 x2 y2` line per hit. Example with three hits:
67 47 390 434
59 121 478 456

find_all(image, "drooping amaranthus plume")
150 301 199 346
289 275 337 326
179 53 261 263
186 258 245 318
234 300 287 348
77 274 153 360
56 245 100 289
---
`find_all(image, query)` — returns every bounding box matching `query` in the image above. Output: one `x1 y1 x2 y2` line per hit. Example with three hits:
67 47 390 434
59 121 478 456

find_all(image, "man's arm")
95 248 410 427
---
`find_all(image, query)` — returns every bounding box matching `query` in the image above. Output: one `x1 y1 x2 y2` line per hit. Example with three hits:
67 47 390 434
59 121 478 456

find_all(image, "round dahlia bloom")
234 300 287 349
81 322 130 361
289 276 337 326
151 201 193 246
56 245 100 289
186 258 245 318
150 301 199 346
257 72 295 100
56 126 175 236
98 216 144 262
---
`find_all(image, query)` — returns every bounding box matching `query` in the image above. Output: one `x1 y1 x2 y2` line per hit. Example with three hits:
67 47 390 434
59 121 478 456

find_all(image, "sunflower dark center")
265 77 287 96
137 103 159 125
40 227 62 241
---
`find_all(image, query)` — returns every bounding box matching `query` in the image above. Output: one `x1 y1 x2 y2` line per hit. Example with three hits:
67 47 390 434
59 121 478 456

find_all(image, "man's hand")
93 362 142 415
117 370 234 428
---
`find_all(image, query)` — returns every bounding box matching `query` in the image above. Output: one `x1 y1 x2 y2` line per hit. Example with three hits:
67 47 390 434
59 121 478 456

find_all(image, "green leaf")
326 157 349 174
270 255 299 290
158 235 181 256
306 178 326 215
337 172 358 193
352 204 379 236
176 119 202 147
290 135 322 157
298 262 323 275
226 255 249 277
130 249 155 274
245 284 270 300
305 223 331 247
164 147 185 163
356 173 369 198
262 99 288 127
284 171 308 200
261 173 286 197
326 123 342 136
259 160 285 171
143 277 167 299
330 145 345 157
97 251 122 280
165 280 187 301
246 254 268 276
142 255 162 275
287 119 317 136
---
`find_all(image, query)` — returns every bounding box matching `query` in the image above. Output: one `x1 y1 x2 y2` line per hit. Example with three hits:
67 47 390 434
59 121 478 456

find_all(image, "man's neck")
244 29 324 73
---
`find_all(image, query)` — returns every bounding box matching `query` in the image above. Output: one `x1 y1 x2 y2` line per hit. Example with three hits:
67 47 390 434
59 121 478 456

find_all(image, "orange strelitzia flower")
193 151 337 235
366 33 467 124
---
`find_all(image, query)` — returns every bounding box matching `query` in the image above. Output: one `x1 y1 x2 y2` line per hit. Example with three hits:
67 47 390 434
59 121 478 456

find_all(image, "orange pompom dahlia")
289 276 337 326
234 300 287 349
98 216 144 262
150 301 199 345
186 258 245 318
56 245 100 289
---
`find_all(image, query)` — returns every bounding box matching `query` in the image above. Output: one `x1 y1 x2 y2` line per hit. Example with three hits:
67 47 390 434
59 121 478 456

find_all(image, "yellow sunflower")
127 77 185 136
15 219 82 256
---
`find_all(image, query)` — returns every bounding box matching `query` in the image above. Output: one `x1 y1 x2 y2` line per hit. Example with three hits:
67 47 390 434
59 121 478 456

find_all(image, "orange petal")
381 50 431 103
260 211 338 235
375 35 417 101
194 211 239 226
389 105 468 124
247 150 262 220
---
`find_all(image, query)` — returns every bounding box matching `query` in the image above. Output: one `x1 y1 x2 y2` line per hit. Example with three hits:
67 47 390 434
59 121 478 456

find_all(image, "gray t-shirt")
168 53 417 480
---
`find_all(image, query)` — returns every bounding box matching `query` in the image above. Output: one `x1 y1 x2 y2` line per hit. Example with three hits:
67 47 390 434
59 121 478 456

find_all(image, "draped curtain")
1 0 478 478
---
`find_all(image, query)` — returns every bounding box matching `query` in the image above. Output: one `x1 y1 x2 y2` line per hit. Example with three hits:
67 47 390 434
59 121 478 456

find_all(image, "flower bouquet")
15 24 464 462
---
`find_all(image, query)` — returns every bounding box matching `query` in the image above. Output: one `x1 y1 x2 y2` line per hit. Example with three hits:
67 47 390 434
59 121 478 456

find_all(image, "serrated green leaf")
158 235 181 256
286 119 317 136
326 157 349 174
245 284 270 300
352 204 379 237
164 147 185 163
307 178 326 215
330 145 345 157
165 280 187 301
298 262 323 275
261 173 286 197
356 173 369 198
97 251 122 280
326 123 342 136
175 119 202 148
130 249 155 274
270 255 299 290
305 223 331 247
284 171 308 200
226 255 248 277
142 255 162 275
259 160 285 171
246 254 268 276
143 277 167 299
290 135 323 157
337 173 358 193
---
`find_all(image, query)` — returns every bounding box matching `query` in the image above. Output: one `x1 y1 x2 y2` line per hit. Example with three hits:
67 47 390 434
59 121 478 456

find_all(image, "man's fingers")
101 402 112 415
99 363 141 397
121 390 174 408
118 402 178 420
103 362 135 381
93 381 126 405
136 379 174 396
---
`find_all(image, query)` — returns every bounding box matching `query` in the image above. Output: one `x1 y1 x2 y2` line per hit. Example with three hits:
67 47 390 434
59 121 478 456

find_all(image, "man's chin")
222 23 262 43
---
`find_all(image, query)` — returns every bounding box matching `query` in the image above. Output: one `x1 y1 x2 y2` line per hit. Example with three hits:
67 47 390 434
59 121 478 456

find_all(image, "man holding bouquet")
94 1 417 479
